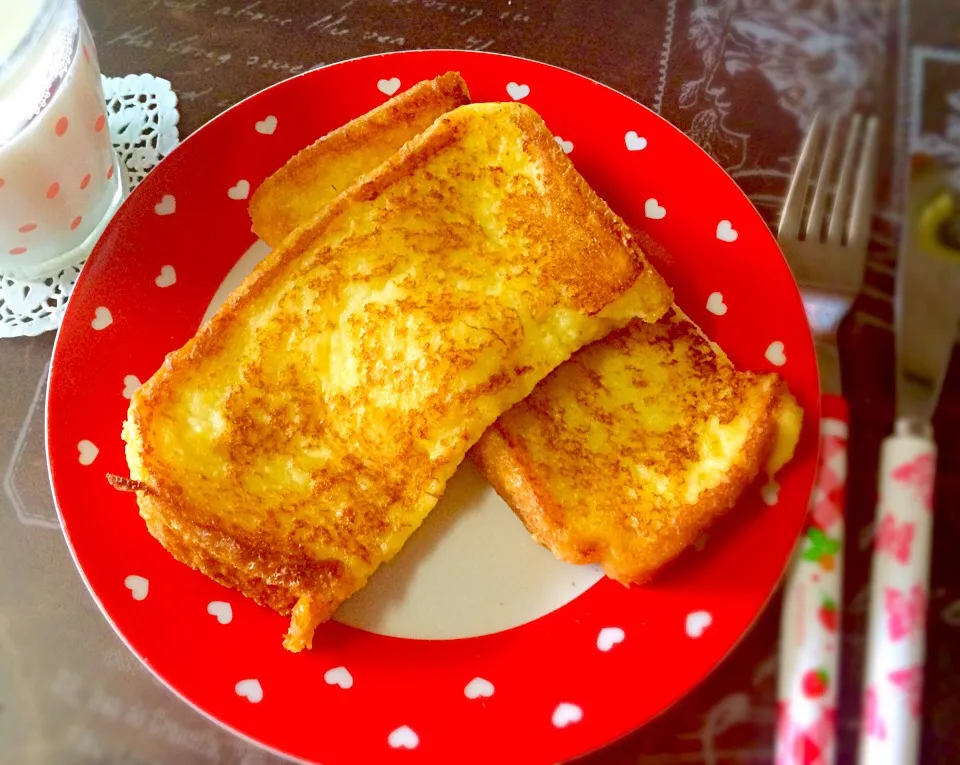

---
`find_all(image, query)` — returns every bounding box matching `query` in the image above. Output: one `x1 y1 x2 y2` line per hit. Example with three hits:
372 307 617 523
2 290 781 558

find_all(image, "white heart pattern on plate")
235 678 263 703
706 292 727 316
154 194 176 216
552 702 583 728
377 77 401 96
685 610 712 638
122 374 141 399
324 666 354 689
554 136 573 154
91 306 112 330
464 677 494 699
716 220 738 242
644 198 666 220
765 341 787 366
124 574 149 601
761 480 781 507
388 726 419 749
596 626 625 652
155 265 176 288
207 600 233 624
228 180 250 200
506 81 530 100
255 115 277 135
77 439 99 466
624 130 647 151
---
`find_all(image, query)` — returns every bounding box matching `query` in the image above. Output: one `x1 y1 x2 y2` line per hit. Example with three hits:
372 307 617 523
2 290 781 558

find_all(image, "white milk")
0 0 122 278
0 0 45 61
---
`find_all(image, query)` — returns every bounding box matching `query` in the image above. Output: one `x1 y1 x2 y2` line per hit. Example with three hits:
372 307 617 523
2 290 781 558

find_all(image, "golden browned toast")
119 101 673 651
470 308 802 585
243 83 801 588
249 71 471 247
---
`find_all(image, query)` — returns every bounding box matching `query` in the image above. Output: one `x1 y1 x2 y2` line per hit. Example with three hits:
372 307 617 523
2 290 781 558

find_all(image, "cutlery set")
775 116 960 765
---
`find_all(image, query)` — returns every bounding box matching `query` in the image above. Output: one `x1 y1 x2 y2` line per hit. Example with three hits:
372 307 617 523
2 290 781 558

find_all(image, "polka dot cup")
0 2 122 279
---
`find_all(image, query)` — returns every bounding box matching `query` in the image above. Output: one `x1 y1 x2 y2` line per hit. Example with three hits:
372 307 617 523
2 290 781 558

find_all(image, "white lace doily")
0 74 180 338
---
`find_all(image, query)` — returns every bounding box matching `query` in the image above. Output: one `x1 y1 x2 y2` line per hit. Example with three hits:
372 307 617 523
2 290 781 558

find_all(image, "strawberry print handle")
857 420 936 765
776 395 848 765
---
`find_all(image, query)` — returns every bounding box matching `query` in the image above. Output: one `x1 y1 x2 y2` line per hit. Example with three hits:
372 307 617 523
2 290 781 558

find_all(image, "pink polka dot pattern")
70 216 83 231
47 182 60 199
106 165 114 181
80 173 91 190
95 115 106 133
18 223 37 233
9 247 27 255
0 178 5 188
56 117 69 137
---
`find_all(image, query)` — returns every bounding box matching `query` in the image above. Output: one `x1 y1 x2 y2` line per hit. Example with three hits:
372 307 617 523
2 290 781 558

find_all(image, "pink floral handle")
776 395 848 765
857 420 935 765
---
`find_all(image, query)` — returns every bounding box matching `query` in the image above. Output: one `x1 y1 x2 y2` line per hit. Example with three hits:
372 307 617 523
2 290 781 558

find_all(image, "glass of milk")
0 0 124 279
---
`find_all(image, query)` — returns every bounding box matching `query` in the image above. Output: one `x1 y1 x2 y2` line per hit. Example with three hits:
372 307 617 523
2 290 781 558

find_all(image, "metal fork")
774 113 880 765
778 112 881 393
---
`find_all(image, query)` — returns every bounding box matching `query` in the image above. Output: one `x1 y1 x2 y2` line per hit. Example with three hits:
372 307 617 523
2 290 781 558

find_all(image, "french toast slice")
470 308 802 585
244 81 802 586
120 101 673 651
249 71 470 247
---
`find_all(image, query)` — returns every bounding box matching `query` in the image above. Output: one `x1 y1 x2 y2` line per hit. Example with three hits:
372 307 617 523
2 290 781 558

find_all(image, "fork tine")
846 116 880 249
779 112 824 240
804 116 841 241
827 113 864 245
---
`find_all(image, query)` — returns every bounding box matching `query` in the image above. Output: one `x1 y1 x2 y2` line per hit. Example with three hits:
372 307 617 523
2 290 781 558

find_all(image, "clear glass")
0 0 123 278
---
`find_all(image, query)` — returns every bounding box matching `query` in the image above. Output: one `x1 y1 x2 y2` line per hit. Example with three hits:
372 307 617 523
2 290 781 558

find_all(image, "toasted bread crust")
249 72 471 247
471 309 799 584
231 103 668 322
124 100 673 651
135 489 355 616
471 389 782 583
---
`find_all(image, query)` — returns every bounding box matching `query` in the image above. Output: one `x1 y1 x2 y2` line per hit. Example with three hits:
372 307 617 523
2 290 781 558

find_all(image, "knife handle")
857 420 936 765
775 394 847 765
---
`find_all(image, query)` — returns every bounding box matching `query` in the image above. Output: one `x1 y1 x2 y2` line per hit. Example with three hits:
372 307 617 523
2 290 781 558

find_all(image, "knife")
857 158 960 765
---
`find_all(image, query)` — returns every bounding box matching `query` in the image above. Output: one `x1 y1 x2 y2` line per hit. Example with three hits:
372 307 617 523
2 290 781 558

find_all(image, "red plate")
47 51 819 764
